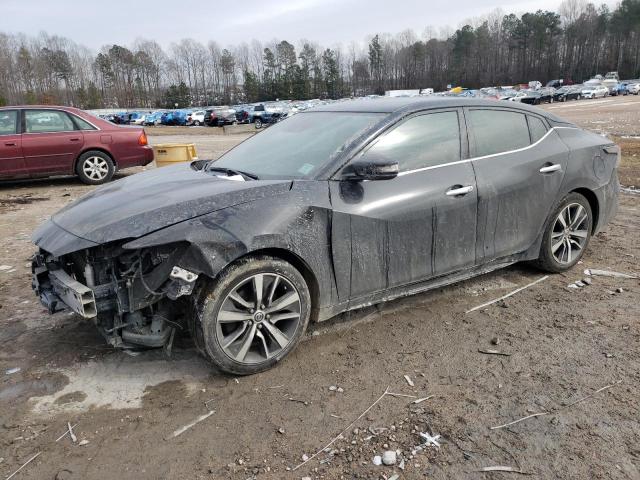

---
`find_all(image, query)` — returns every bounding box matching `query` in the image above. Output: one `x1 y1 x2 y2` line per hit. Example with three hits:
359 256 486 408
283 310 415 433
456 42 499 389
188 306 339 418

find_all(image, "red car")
0 106 154 184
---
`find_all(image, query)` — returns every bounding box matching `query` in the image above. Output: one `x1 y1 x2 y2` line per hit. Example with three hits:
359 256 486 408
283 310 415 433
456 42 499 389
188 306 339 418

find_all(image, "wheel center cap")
253 311 265 323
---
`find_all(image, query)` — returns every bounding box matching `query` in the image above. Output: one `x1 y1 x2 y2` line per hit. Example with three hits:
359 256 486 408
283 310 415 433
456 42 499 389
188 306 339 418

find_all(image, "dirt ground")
0 96 639 480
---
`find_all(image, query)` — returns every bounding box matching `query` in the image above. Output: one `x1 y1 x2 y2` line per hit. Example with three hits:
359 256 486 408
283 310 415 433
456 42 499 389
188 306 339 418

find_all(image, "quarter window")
72 114 97 131
25 110 75 133
365 111 461 172
0 110 18 135
468 109 530 157
527 115 548 143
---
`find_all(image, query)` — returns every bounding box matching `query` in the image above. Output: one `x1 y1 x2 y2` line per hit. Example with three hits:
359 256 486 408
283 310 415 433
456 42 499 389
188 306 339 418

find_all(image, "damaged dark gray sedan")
32 98 619 374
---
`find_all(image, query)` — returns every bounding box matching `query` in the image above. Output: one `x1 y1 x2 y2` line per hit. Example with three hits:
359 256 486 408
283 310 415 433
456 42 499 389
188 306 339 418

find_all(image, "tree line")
1 0 639 109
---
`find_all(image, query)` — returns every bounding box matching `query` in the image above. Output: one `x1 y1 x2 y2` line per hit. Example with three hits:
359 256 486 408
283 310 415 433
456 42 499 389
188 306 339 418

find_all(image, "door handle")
539 164 562 173
4 142 17 147
446 185 474 196
69 138 81 142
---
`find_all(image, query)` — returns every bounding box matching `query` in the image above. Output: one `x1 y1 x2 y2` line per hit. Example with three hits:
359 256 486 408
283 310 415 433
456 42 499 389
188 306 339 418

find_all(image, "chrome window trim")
397 126 578 177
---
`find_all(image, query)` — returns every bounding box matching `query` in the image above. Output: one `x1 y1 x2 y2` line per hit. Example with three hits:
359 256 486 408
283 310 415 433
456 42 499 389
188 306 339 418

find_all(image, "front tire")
195 255 311 375
76 151 115 185
536 193 593 273
254 118 263 129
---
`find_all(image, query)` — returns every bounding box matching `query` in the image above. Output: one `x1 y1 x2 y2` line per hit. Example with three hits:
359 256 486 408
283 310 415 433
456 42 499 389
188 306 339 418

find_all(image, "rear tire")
194 255 311 375
254 118 263 129
535 192 593 273
76 151 115 185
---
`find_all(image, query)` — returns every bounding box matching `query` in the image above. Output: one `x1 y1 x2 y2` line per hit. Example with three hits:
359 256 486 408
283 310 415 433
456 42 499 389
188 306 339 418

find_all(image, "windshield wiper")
207 166 259 180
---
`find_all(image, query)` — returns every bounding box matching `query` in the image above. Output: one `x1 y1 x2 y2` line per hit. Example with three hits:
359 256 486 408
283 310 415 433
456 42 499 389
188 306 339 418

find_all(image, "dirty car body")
31 97 619 374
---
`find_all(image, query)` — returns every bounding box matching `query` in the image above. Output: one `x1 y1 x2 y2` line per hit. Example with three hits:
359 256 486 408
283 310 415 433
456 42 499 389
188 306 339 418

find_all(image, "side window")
25 110 75 133
467 109 530 157
527 115 548 143
72 114 97 131
365 111 461 172
0 110 18 135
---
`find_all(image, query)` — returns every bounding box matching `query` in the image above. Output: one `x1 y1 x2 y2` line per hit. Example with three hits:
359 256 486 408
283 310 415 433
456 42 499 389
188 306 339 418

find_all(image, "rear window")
467 109 530 157
0 110 18 135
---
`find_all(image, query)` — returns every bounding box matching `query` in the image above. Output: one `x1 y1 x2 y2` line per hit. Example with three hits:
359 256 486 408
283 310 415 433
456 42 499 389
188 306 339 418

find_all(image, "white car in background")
627 82 640 95
581 85 609 99
187 110 205 126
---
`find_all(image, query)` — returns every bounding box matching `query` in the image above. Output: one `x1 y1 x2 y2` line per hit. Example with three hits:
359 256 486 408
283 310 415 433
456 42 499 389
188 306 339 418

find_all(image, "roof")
310 96 570 123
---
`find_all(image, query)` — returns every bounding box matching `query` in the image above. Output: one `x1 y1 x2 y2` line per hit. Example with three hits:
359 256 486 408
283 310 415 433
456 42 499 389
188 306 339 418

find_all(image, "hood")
47 163 292 245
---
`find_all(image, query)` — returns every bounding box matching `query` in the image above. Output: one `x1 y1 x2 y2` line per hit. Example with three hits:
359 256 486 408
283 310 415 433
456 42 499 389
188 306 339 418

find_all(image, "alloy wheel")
82 156 109 181
215 273 302 364
550 203 589 264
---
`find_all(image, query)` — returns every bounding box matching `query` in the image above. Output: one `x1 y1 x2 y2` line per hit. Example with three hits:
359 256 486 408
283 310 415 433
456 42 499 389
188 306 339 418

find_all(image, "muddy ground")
0 96 639 480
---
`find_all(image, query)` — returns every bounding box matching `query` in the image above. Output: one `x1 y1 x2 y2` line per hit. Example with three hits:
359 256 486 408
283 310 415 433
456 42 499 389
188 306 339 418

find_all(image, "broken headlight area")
32 242 199 349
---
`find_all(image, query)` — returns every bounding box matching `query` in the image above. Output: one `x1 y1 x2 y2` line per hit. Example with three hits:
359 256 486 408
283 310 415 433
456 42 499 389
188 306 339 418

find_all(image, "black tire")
76 150 115 185
535 192 593 273
194 255 311 375
194 120 201 126
254 118 263 129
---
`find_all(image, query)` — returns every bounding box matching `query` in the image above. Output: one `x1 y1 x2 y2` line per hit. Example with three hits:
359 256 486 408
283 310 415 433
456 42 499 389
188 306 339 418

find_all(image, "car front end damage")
32 241 199 349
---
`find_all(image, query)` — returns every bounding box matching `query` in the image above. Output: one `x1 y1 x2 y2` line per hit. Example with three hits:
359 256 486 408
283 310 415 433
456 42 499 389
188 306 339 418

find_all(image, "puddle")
30 355 211 415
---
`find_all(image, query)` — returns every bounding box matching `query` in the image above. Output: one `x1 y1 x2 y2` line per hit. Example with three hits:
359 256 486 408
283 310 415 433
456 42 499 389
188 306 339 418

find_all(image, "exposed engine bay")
32 243 199 349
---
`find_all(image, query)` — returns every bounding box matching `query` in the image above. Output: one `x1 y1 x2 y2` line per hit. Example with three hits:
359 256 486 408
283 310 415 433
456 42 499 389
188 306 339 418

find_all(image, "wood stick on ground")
412 395 434 404
478 465 529 474
478 349 511 356
67 422 77 443
5 452 42 480
386 391 416 399
165 411 215 440
465 276 549 314
291 386 391 471
55 423 78 442
559 381 622 410
490 412 548 430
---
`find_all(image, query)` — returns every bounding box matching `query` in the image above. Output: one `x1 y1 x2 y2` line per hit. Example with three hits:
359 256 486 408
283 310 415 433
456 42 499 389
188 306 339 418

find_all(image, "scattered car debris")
78 439 89 446
292 386 399 471
465 276 549 313
584 268 638 279
5 367 20 375
478 349 512 357
5 451 42 480
165 410 215 440
403 375 415 387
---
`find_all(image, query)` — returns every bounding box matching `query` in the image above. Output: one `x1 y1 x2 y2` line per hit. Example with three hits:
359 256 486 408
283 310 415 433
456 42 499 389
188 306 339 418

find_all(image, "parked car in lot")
553 85 582 101
204 107 237 126
144 111 164 126
187 110 205 126
31 98 619 374
626 82 640 95
0 106 153 184
581 85 609 99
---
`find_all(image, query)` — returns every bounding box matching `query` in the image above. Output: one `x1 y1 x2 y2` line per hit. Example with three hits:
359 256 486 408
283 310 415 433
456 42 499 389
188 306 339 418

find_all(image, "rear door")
22 109 84 175
0 109 26 177
330 109 478 302
466 108 568 262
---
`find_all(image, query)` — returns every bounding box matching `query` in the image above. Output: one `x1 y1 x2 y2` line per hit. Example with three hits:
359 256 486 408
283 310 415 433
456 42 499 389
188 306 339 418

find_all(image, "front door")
466 108 569 261
22 109 84 175
330 109 478 303
0 110 26 177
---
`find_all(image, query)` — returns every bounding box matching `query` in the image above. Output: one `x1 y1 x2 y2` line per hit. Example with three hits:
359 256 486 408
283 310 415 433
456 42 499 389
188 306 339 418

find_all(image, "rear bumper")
117 146 154 169
594 170 620 233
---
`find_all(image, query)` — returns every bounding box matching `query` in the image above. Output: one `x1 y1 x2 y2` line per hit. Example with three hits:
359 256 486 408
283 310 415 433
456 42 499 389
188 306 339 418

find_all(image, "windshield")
211 112 384 179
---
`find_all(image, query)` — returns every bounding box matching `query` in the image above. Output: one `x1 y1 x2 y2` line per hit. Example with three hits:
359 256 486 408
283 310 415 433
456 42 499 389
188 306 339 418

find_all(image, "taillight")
138 131 148 146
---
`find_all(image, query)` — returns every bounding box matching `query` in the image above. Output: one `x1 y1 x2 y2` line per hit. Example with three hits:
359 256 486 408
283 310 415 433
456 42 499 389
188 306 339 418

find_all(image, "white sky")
0 0 618 50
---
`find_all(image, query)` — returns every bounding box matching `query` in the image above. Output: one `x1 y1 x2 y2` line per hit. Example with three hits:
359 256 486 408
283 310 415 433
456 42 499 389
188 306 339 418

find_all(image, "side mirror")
342 155 399 181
